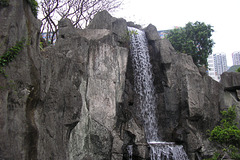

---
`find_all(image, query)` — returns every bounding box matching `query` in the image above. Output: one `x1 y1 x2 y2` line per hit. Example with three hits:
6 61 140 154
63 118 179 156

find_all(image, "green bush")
0 0 9 7
207 106 240 159
209 106 240 147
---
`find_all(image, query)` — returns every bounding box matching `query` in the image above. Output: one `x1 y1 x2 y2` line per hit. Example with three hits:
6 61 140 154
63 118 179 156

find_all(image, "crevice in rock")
24 33 40 160
25 84 39 160
65 120 79 140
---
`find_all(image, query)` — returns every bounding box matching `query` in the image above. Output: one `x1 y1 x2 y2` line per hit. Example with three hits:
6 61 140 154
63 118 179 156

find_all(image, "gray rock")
220 72 240 88
0 0 41 159
87 10 115 30
87 10 128 43
112 18 128 43
1 2 240 160
58 18 79 39
0 4 128 160
144 24 160 41
127 21 142 29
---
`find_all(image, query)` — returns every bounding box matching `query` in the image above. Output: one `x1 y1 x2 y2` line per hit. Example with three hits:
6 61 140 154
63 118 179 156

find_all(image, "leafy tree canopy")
167 21 215 67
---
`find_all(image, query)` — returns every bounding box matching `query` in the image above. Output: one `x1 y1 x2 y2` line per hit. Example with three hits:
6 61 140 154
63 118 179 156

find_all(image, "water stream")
128 27 189 160
127 145 133 160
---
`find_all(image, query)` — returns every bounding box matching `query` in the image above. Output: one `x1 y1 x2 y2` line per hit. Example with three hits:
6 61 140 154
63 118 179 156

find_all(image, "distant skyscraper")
207 54 218 81
207 53 228 81
213 53 228 80
232 51 240 65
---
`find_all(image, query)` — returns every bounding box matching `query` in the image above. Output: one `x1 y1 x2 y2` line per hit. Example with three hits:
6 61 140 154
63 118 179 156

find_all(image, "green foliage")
167 21 214 67
207 106 240 159
209 106 240 147
124 30 138 42
26 0 38 18
204 152 220 160
121 30 138 47
0 0 9 7
236 67 240 72
0 39 25 77
39 42 44 51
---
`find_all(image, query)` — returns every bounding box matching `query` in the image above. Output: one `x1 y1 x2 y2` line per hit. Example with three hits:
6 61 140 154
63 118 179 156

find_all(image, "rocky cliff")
0 1 240 160
0 1 128 159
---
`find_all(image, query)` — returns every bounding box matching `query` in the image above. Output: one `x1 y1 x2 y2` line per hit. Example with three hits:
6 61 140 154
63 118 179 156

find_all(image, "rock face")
1 1 240 160
0 2 128 160
121 25 240 160
220 72 240 128
0 0 41 159
122 25 224 159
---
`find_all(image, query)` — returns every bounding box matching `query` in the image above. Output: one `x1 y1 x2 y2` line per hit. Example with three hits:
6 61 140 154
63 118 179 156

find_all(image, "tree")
207 106 240 159
236 67 240 72
39 0 122 44
167 21 215 67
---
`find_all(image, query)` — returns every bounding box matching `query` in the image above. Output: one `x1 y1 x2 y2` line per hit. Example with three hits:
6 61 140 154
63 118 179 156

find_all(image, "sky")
111 0 240 66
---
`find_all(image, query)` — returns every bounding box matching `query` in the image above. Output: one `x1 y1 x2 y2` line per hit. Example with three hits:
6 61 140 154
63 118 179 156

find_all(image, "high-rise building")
213 53 228 80
207 55 218 81
232 51 240 65
207 53 228 81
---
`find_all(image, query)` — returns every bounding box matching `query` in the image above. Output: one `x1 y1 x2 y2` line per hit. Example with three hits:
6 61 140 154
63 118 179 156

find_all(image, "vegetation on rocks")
0 39 25 76
207 106 240 160
26 0 38 18
0 0 38 17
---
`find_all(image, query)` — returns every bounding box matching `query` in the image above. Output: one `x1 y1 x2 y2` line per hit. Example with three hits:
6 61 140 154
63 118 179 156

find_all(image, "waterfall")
128 27 189 160
128 27 159 142
127 145 133 160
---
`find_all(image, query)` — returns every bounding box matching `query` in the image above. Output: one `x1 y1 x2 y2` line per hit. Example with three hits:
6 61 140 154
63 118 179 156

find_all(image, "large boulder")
220 72 240 88
87 10 128 44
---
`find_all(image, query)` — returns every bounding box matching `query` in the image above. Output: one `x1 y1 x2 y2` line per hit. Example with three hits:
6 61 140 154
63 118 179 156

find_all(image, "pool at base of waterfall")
148 141 189 160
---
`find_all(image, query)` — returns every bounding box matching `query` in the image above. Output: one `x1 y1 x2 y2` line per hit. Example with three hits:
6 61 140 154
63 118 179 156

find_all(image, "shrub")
207 106 240 159
0 0 9 7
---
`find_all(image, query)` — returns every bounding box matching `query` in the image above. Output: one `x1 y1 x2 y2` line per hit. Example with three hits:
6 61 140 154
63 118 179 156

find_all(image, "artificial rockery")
0 0 240 160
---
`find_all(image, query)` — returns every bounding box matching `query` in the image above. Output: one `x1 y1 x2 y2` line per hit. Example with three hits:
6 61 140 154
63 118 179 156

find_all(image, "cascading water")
128 27 159 142
128 27 189 160
127 145 133 160
149 142 189 160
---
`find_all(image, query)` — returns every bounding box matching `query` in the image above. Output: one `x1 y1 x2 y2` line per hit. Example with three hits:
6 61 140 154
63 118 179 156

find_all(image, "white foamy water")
128 27 159 142
127 145 133 160
149 142 188 160
128 27 189 160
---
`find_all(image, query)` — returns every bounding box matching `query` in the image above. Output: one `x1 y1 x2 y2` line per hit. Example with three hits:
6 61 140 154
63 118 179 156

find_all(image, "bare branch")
39 0 122 44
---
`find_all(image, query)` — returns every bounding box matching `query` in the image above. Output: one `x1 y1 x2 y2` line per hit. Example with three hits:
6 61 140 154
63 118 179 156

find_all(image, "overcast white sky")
111 0 240 66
